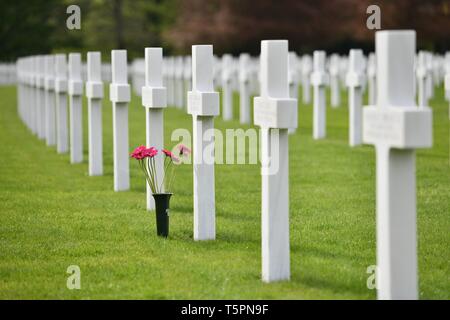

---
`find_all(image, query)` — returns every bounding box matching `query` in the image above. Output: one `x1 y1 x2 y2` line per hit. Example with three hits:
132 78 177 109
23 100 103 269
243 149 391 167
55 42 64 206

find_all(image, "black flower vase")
152 193 172 238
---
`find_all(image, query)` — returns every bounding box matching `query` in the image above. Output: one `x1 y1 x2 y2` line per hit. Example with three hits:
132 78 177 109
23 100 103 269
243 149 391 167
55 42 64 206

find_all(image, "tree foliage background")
0 0 449 61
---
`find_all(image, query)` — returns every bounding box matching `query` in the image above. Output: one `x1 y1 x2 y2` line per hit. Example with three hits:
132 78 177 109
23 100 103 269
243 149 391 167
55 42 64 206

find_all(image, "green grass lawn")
0 84 448 299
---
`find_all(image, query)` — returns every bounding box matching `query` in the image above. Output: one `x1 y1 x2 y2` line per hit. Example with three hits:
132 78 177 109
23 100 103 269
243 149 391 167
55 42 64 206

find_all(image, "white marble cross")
25 57 33 134
329 54 341 108
367 53 377 105
363 30 432 300
16 59 23 124
36 56 46 140
288 52 299 134
187 45 220 241
346 49 365 146
416 51 429 107
254 40 297 282
221 54 233 121
311 51 329 139
425 52 434 100
288 52 299 100
86 52 104 176
142 47 167 210
300 55 312 104
29 57 37 134
55 54 69 154
44 55 56 146
68 53 84 164
239 53 251 124
110 50 131 191
24 58 34 134
213 55 221 90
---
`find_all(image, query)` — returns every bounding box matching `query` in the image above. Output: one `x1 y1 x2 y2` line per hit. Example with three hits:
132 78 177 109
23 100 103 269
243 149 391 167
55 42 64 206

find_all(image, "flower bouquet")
131 144 190 237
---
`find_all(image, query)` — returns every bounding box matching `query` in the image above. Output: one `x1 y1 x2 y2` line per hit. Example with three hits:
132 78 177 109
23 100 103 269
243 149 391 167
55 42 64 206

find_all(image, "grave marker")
36 56 46 140
367 53 377 105
311 51 328 139
86 52 104 176
239 53 251 124
24 58 31 133
68 53 84 163
222 54 233 121
425 52 434 100
142 47 166 210
288 52 299 134
187 45 220 240
55 54 69 154
110 50 131 191
254 40 297 282
29 57 38 136
44 55 56 146
300 55 312 104
329 54 341 108
416 51 428 107
346 49 365 146
363 30 432 300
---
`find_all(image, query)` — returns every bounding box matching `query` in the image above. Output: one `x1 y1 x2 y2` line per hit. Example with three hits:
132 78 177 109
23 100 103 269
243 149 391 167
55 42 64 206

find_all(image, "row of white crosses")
161 56 192 109
13 30 437 299
16 52 125 192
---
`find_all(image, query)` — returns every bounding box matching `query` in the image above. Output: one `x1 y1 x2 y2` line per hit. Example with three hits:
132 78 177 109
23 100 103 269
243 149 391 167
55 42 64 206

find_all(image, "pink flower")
142 147 158 158
131 145 147 160
162 149 180 163
178 144 191 157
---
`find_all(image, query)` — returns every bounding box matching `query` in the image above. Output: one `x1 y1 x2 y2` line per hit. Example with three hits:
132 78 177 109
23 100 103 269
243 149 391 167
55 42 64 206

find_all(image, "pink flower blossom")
162 149 180 163
178 144 191 157
131 146 158 159
131 145 147 160
142 147 158 158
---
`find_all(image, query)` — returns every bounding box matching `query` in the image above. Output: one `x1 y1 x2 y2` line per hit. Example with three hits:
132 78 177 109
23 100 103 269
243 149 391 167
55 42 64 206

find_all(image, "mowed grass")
0 83 448 299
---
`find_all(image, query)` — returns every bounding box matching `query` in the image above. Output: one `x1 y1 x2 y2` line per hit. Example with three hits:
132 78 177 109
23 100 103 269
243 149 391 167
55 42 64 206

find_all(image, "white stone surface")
36 56 46 140
29 58 36 135
300 55 312 105
329 54 341 108
55 54 69 154
222 54 233 121
367 53 377 105
311 51 328 139
239 53 251 124
68 53 84 164
346 49 365 146
254 40 297 282
142 47 166 210
110 50 130 191
86 52 104 176
44 55 56 146
363 30 432 300
188 45 220 241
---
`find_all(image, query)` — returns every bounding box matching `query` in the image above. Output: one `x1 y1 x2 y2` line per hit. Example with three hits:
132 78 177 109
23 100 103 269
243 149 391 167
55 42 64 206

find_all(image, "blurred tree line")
167 0 450 55
0 0 177 61
0 0 449 61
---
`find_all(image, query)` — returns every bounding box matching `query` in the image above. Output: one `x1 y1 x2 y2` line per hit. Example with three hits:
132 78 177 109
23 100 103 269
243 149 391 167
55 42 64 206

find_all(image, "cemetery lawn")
0 85 449 300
